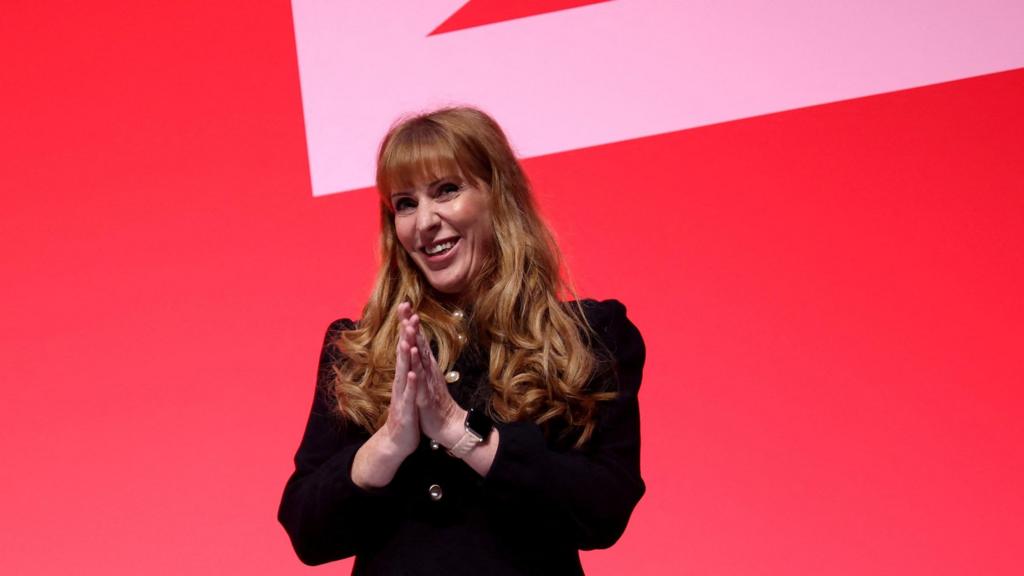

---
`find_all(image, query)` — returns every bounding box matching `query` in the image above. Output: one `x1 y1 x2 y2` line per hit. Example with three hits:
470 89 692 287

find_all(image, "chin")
428 281 466 295
424 273 469 296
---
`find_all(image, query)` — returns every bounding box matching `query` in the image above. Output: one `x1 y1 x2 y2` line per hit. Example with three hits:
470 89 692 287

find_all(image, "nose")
416 198 441 237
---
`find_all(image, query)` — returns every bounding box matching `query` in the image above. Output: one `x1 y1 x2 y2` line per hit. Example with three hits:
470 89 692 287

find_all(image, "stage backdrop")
2 1 1023 574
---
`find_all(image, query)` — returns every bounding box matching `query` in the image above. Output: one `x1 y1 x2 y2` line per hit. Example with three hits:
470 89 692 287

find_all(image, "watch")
447 409 494 459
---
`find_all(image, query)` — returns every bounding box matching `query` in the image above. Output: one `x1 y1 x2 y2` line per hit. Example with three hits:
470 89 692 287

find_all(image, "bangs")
377 124 466 201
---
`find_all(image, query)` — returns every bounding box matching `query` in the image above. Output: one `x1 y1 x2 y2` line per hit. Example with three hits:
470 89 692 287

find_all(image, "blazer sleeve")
482 299 646 550
277 319 395 565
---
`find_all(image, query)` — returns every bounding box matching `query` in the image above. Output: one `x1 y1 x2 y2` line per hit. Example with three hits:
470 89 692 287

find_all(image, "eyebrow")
390 177 452 199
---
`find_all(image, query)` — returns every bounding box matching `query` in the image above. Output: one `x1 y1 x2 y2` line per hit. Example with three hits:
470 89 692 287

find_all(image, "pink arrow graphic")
431 0 612 35
291 0 1024 196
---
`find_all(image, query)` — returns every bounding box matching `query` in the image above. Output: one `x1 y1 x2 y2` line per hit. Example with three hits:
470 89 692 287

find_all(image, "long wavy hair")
329 106 614 447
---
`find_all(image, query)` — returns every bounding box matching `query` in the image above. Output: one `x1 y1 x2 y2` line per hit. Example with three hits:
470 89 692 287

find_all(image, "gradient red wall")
2 2 1022 575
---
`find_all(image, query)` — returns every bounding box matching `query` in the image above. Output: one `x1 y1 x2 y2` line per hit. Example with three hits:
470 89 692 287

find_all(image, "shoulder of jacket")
572 299 644 368
569 299 630 340
318 318 358 371
326 318 358 335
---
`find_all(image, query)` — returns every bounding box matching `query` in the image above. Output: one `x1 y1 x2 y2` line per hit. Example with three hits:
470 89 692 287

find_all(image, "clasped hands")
353 302 498 488
381 302 467 459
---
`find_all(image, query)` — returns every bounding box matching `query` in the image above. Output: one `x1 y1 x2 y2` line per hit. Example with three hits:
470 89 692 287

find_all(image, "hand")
351 303 422 489
402 310 466 449
378 302 421 458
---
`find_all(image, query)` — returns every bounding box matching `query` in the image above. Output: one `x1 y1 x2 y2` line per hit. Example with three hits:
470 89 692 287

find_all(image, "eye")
436 182 462 198
393 196 416 213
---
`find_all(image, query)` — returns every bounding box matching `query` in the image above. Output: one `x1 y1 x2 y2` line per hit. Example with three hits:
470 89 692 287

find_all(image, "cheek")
394 220 417 254
473 209 495 250
455 198 493 240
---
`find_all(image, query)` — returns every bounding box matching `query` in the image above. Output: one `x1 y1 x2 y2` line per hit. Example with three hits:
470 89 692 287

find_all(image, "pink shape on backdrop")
430 0 614 35
291 0 1024 196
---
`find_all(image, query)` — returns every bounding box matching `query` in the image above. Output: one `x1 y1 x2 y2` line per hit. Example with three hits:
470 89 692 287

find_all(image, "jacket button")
445 370 460 383
428 484 443 501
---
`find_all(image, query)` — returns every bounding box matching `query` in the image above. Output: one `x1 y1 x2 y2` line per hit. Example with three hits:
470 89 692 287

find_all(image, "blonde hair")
329 107 613 447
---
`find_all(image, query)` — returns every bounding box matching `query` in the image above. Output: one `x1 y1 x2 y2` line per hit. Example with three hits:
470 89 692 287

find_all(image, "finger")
404 315 429 370
395 340 410 398
427 343 442 381
405 370 418 411
411 329 444 398
409 345 425 379
415 330 433 373
409 346 431 406
398 303 414 348
399 301 415 327
399 317 415 348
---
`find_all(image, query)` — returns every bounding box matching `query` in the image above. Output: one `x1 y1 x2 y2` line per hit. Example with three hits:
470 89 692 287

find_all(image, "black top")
278 299 645 575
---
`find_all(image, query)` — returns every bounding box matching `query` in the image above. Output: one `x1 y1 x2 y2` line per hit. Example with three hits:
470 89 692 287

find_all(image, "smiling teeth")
426 240 455 255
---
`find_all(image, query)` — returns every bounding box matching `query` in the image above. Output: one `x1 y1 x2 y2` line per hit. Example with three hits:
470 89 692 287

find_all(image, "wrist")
373 427 415 461
353 434 404 490
446 408 495 459
439 407 468 449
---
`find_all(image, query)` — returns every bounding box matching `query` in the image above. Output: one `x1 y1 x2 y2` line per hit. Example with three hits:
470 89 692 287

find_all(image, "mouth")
421 237 460 258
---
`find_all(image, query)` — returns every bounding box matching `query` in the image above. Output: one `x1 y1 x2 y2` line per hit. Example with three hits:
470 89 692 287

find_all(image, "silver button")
428 484 443 501
444 370 460 383
430 440 440 451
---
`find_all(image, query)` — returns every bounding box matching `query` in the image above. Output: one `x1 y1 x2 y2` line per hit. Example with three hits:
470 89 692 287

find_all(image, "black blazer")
278 299 645 575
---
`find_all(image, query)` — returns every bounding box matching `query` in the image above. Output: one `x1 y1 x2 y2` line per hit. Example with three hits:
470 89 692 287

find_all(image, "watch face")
466 409 494 437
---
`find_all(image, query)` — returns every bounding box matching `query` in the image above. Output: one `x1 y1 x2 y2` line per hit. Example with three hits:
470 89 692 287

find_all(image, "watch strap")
447 428 483 459
447 408 493 459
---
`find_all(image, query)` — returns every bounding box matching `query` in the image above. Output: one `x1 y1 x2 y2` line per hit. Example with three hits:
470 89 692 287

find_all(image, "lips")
420 237 461 268
422 236 459 255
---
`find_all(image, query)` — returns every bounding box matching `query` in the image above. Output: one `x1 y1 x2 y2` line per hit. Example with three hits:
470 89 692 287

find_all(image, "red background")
2 2 1022 574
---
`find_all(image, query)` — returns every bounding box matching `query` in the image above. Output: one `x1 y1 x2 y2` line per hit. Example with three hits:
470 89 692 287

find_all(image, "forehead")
387 160 465 194
379 130 467 194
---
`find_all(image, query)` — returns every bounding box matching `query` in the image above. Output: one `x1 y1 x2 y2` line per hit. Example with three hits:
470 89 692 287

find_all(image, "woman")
278 107 645 575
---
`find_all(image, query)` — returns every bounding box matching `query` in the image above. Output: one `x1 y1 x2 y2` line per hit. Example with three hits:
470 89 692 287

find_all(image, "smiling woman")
278 107 646 575
389 174 493 295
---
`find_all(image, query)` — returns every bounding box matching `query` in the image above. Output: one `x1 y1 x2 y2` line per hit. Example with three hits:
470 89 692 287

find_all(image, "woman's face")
391 173 493 296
